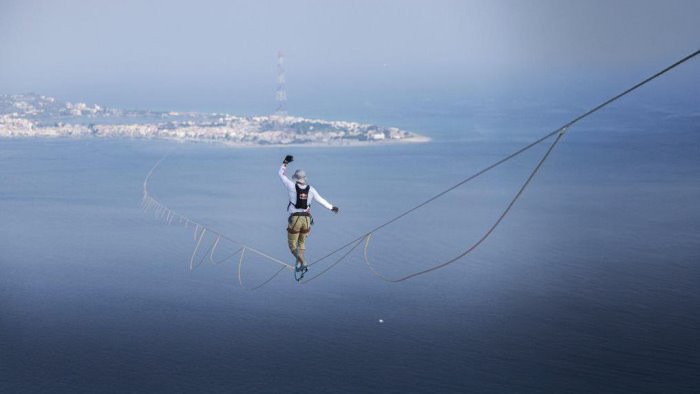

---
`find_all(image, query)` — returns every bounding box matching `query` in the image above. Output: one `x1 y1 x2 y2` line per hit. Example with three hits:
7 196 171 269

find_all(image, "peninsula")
0 94 427 146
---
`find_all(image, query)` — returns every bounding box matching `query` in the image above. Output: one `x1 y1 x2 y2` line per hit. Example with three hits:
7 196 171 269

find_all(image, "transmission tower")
275 51 287 116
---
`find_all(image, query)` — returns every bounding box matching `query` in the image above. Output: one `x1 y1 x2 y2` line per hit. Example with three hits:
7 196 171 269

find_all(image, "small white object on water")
378 319 384 323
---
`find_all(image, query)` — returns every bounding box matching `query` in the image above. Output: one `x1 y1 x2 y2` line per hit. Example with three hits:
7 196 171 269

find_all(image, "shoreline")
219 134 431 149
2 94 431 148
0 133 432 148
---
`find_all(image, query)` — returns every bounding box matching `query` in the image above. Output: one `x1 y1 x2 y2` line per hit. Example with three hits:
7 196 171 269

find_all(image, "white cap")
292 169 306 184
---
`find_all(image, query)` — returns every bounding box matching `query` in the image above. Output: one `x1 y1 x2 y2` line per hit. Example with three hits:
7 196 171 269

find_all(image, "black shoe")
294 263 308 282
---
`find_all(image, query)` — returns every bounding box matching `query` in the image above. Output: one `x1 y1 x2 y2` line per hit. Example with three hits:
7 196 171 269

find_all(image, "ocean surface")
1 98 699 393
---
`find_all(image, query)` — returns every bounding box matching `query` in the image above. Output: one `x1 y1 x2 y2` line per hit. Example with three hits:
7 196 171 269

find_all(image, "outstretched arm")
310 187 339 213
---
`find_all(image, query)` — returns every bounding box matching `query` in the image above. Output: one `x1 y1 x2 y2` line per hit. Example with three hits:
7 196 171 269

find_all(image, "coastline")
219 133 431 148
0 133 431 149
2 94 431 148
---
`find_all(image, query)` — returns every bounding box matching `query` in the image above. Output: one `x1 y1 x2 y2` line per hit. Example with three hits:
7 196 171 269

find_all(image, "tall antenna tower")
275 51 287 116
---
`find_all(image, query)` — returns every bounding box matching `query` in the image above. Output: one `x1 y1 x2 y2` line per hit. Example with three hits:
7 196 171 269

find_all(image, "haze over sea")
2 68 699 392
2 0 700 391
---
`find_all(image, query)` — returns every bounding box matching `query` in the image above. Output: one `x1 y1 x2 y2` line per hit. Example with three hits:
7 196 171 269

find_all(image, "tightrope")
143 48 699 287
303 47 700 283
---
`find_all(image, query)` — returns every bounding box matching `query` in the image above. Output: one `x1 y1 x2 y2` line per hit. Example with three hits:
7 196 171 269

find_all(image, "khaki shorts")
287 215 311 251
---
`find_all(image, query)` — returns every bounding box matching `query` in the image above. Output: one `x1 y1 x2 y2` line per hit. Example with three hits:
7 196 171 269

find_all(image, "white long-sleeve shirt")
279 164 333 214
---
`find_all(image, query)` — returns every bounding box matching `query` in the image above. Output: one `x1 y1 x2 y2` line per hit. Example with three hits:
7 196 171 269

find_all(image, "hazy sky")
0 0 698 113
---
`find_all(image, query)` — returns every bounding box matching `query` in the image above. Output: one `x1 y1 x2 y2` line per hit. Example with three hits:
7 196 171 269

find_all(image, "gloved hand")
331 206 339 214
283 155 294 164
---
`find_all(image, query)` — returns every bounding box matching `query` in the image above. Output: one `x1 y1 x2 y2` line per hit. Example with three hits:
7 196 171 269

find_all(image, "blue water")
1 101 699 392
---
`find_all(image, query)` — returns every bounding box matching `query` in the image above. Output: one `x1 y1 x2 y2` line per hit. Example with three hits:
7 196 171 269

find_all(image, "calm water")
1 105 699 392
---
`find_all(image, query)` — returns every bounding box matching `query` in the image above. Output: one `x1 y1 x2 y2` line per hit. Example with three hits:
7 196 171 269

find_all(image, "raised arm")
278 155 295 191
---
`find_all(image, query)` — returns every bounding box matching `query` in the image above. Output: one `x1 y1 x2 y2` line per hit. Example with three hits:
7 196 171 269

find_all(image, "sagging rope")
143 48 699 288
299 47 700 283
142 155 294 290
236 247 288 290
363 131 564 282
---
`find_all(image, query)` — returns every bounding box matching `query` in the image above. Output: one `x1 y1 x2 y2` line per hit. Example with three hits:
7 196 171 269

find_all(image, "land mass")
0 94 427 146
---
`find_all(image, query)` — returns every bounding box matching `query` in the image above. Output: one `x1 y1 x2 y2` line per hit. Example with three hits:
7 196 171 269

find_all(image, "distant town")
0 94 426 146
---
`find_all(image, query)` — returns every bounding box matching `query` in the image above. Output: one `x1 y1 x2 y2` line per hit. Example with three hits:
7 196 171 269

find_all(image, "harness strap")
287 217 311 234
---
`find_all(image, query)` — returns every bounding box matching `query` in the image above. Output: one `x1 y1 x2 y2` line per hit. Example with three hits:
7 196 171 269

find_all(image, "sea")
1 85 699 393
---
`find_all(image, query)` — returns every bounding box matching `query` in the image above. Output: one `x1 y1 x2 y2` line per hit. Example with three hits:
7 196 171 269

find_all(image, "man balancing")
278 155 339 275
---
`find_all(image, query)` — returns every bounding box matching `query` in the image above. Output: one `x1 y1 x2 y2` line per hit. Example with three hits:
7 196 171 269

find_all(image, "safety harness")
287 183 313 281
288 183 310 210
287 183 314 227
